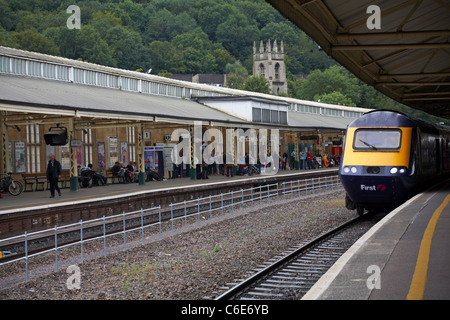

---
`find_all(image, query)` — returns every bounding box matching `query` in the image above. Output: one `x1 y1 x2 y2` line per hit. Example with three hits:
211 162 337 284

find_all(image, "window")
252 108 262 122
271 110 279 123
279 111 287 124
127 126 136 162
262 109 270 123
353 129 402 151
259 64 265 77
82 127 93 166
275 63 280 80
26 123 41 173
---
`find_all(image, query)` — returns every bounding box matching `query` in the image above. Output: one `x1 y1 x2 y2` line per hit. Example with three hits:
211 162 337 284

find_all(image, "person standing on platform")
46 154 62 198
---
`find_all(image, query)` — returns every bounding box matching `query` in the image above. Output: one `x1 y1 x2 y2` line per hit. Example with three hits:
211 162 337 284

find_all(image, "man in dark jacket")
47 154 62 198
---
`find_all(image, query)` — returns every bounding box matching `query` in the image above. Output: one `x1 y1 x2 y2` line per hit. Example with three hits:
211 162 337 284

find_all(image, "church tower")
253 40 287 95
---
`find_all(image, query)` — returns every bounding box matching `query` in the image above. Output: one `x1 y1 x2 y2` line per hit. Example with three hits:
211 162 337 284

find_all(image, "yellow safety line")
407 194 450 300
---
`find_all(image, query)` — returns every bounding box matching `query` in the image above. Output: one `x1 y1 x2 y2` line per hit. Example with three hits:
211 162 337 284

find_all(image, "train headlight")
343 167 350 173
390 167 398 174
351 167 357 173
399 168 405 174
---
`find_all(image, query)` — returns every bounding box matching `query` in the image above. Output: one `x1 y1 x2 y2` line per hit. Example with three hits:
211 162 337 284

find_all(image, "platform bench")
105 169 121 184
21 174 37 192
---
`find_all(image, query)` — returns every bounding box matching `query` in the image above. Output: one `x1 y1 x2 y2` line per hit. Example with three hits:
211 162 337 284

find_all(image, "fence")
0 175 342 283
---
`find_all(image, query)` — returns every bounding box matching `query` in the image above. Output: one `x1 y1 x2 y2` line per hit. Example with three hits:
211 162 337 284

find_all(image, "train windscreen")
353 129 402 151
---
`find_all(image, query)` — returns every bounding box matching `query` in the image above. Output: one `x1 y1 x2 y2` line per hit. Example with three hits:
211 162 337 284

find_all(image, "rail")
0 175 342 283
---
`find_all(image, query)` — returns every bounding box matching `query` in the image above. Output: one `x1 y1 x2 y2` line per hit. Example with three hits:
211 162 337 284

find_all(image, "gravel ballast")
0 190 357 300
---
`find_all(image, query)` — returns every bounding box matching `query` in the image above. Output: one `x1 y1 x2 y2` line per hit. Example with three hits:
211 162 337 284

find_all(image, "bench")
22 172 72 191
21 173 47 191
21 174 37 192
58 171 70 189
105 169 121 184
35 175 47 191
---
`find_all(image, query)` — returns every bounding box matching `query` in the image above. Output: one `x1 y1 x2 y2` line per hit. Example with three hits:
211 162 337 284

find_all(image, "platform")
303 180 450 300
0 167 337 214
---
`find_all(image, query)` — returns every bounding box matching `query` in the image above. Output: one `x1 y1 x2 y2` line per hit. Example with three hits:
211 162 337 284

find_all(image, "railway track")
215 212 383 300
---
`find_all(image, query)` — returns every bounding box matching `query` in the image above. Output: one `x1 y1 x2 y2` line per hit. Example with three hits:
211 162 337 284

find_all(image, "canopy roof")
267 0 450 118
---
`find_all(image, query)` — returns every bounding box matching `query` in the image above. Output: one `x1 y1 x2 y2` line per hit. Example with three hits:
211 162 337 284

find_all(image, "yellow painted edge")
342 127 412 167
406 194 450 300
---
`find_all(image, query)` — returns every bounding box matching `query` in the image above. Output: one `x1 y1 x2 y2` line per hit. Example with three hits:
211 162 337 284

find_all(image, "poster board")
144 146 163 170
108 137 118 168
14 141 26 173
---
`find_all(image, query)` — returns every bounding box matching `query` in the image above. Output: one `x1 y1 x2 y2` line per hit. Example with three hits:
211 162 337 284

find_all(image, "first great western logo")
361 184 386 191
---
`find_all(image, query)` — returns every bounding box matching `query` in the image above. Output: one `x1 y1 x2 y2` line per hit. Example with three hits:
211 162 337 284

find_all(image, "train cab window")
353 129 402 151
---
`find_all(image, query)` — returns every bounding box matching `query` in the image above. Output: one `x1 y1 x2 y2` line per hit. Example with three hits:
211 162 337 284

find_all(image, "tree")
241 75 271 94
314 91 356 107
212 48 235 74
74 25 116 67
12 30 59 56
225 60 248 75
43 26 77 59
296 66 361 106
105 25 146 71
197 2 238 41
226 73 246 90
146 41 185 74
216 12 259 62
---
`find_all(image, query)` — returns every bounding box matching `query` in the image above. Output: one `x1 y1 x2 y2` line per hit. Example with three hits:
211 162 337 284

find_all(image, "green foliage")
0 0 333 76
314 91 356 107
240 75 271 94
11 29 60 55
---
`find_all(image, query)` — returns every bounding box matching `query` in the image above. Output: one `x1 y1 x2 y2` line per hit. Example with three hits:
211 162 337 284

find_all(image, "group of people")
111 160 166 184
281 151 340 171
45 155 168 199
78 163 107 188
43 150 340 199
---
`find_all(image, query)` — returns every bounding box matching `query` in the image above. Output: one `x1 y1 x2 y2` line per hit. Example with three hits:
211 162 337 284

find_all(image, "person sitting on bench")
145 160 165 181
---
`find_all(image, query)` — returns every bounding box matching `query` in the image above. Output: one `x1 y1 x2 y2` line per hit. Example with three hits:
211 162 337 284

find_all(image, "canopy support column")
136 123 145 185
0 111 10 174
69 118 78 191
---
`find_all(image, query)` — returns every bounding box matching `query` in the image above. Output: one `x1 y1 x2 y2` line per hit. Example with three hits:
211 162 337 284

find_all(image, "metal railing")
0 176 342 283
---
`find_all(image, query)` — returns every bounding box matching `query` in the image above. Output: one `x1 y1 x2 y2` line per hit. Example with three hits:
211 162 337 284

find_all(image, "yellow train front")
340 110 450 215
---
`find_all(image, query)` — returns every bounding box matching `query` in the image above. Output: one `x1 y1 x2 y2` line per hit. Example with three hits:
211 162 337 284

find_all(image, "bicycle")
0 172 24 196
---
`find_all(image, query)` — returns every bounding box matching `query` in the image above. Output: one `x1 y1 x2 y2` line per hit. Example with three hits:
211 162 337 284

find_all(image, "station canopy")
267 0 450 119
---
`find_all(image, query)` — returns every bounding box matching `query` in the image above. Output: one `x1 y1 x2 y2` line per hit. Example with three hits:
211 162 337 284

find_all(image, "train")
339 109 450 215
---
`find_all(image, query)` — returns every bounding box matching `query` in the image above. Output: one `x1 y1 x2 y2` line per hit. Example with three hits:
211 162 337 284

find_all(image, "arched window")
259 64 265 77
275 63 280 80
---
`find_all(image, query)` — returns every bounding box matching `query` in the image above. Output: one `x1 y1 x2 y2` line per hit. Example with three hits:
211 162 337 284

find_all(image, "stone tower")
253 40 287 95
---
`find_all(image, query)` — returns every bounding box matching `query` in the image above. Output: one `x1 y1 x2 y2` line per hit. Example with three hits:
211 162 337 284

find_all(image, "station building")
0 46 369 190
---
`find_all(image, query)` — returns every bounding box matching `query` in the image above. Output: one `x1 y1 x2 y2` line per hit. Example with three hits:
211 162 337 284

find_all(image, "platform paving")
303 181 450 300
0 167 337 213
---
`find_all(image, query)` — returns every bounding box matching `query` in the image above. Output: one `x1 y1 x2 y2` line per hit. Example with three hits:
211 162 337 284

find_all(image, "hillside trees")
0 0 333 76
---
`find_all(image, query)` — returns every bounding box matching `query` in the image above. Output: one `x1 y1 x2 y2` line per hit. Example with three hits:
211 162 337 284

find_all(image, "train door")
447 139 450 172
435 138 441 174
